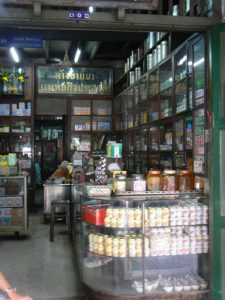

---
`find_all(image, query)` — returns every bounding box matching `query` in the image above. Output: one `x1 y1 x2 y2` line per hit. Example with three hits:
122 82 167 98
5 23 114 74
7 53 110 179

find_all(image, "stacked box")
11 208 24 226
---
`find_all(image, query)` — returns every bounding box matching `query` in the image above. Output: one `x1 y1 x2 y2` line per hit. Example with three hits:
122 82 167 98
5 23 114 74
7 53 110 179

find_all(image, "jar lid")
179 170 191 175
115 174 126 180
163 170 176 175
147 170 161 175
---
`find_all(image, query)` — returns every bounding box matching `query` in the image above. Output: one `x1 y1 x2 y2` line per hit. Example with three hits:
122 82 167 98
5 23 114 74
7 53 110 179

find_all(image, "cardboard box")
81 204 108 226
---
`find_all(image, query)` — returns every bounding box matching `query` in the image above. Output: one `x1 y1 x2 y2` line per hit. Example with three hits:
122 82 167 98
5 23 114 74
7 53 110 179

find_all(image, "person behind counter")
49 160 71 181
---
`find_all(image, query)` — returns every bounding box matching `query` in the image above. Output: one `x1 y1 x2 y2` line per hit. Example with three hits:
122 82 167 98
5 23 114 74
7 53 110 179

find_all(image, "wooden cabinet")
68 96 117 165
115 33 206 175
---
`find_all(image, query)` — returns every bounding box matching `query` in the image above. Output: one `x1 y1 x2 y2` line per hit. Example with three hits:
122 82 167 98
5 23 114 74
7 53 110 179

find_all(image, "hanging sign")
37 66 113 95
0 34 43 48
67 11 90 20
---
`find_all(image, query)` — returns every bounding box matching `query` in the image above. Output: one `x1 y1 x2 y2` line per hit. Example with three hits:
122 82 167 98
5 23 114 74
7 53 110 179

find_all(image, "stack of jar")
104 202 208 229
147 169 204 192
88 230 208 257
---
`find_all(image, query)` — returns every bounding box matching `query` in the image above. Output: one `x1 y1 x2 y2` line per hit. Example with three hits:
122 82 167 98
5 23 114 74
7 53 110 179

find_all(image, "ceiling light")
10 47 19 63
74 48 81 63
89 6 94 13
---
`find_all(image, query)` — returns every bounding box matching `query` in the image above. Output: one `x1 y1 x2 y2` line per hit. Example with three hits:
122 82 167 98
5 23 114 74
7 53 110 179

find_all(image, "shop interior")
0 1 219 300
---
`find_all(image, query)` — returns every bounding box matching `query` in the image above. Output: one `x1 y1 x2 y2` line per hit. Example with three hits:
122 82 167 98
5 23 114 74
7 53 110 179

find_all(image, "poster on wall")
36 66 113 96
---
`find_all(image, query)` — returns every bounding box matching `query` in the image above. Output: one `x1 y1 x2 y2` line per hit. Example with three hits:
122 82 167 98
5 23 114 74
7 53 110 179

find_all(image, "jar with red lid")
178 170 194 191
160 170 178 191
147 170 161 191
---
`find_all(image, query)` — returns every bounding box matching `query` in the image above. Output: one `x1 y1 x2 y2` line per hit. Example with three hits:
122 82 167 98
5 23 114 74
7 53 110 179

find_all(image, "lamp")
10 47 19 63
74 48 81 63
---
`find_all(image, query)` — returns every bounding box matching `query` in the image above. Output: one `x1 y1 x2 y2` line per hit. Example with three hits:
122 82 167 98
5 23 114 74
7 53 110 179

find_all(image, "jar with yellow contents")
160 170 178 191
147 170 161 191
178 170 194 191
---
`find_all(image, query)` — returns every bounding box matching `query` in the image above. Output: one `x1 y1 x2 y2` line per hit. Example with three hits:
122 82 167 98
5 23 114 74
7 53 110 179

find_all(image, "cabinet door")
193 37 205 107
193 108 205 173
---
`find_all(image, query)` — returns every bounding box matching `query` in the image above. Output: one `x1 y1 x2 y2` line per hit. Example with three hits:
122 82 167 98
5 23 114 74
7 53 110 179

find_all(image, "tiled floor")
0 189 84 300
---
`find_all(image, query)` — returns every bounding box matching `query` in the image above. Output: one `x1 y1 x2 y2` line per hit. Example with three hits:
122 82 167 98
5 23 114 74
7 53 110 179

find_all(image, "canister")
130 174 146 192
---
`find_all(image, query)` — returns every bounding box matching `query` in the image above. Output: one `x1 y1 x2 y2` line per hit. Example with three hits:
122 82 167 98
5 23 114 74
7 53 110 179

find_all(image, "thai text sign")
37 66 112 95
67 11 90 20
0 34 43 48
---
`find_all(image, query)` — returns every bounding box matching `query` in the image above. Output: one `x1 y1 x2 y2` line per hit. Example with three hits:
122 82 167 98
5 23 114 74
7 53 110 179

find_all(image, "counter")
43 183 81 221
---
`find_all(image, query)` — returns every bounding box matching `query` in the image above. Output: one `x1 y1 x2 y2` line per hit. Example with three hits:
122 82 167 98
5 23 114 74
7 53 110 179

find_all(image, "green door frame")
210 23 225 300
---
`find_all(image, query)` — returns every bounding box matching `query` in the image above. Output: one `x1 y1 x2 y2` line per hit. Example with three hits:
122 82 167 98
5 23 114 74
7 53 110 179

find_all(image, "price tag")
194 160 203 173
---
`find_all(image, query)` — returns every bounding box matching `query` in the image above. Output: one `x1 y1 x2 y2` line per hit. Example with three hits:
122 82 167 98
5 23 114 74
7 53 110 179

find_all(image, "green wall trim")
210 23 225 300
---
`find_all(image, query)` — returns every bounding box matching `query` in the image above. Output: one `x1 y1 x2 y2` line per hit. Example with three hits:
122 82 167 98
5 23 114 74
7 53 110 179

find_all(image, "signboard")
37 66 113 96
67 11 90 20
0 34 43 48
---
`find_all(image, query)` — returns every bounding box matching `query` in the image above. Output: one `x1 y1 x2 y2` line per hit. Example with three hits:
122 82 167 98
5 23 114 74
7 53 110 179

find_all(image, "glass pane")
92 116 111 131
175 80 187 113
149 71 159 97
149 127 160 151
149 96 159 121
71 100 91 115
193 108 205 173
185 117 193 150
159 59 172 91
193 37 205 106
159 125 173 151
93 100 112 115
71 116 91 131
160 88 172 118
174 46 187 82
174 119 184 151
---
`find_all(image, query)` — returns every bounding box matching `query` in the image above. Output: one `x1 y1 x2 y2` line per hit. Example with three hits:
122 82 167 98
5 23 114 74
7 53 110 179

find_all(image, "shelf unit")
81 193 209 299
68 96 120 166
114 33 206 175
0 175 28 236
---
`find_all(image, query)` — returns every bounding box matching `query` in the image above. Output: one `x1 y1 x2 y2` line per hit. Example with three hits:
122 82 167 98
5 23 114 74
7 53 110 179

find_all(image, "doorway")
34 115 66 184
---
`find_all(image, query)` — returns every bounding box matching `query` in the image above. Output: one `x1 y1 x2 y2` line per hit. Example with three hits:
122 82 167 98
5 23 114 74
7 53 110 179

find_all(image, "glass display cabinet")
81 193 209 300
0 176 28 236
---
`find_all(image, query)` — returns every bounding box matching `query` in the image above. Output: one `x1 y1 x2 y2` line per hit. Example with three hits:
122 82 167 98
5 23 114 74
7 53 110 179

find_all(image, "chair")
50 200 72 242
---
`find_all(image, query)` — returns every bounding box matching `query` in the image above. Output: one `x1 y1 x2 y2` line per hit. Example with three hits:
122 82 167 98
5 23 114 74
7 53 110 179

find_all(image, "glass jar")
114 174 127 193
131 174 146 192
194 175 204 191
178 170 194 191
147 170 161 191
161 170 178 191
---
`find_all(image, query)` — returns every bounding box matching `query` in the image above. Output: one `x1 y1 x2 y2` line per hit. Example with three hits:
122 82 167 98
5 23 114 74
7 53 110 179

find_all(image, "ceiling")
0 27 148 65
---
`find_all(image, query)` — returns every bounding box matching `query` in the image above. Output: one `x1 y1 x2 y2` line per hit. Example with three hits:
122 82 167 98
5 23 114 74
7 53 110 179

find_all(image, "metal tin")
161 40 168 59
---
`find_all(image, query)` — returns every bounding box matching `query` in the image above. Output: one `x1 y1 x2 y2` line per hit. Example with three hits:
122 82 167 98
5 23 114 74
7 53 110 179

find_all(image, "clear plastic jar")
147 170 161 191
194 175 204 191
161 170 178 191
131 174 146 192
178 170 194 191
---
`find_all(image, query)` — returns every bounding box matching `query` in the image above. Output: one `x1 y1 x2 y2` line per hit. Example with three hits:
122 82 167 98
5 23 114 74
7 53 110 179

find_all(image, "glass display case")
0 176 28 235
81 193 209 299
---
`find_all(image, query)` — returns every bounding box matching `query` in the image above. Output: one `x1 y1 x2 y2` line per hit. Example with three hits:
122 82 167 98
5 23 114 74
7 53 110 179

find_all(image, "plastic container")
147 170 161 191
83 184 112 197
161 170 178 191
130 174 146 192
178 170 194 191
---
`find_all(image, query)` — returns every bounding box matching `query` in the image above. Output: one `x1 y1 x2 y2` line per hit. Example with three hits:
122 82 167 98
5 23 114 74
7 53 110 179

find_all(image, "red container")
81 204 108 225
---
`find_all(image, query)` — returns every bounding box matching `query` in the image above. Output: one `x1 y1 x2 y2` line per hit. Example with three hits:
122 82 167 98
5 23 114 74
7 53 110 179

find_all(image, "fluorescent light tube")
74 48 81 63
89 6 94 13
10 47 19 63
